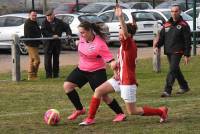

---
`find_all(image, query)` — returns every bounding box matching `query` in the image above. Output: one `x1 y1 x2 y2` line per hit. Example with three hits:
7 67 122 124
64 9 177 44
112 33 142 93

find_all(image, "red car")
53 2 89 14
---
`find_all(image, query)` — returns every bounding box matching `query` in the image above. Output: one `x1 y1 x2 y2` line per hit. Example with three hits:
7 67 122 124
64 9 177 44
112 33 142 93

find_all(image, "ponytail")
91 23 107 40
78 21 107 41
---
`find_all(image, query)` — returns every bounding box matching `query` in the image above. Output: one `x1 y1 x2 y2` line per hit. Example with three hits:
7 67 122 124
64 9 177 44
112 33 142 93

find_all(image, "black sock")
108 99 124 114
66 90 83 110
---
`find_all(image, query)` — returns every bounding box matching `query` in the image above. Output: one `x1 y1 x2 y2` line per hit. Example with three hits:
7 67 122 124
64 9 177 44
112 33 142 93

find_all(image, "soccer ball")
44 109 61 125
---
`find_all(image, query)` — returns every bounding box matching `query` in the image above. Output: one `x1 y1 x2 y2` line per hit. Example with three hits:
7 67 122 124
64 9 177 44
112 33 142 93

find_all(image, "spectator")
152 32 161 73
155 4 191 97
24 9 42 80
41 9 72 78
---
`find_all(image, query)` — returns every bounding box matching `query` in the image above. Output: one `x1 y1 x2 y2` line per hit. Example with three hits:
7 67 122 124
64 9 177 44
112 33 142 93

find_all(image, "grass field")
0 56 200 134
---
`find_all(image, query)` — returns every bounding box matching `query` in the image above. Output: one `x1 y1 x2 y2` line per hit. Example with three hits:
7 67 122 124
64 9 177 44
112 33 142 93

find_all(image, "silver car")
78 2 130 15
0 13 45 54
56 13 110 50
98 9 160 46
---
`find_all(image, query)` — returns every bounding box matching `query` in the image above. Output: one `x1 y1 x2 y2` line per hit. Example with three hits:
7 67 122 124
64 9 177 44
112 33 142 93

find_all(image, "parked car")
145 9 199 31
155 0 200 11
78 2 130 15
185 7 200 29
185 7 200 42
98 9 160 46
0 13 45 54
53 2 89 14
55 13 110 50
127 2 153 10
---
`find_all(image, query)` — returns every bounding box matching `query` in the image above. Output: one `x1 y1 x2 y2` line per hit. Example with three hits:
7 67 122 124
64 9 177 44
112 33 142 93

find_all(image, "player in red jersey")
79 5 168 126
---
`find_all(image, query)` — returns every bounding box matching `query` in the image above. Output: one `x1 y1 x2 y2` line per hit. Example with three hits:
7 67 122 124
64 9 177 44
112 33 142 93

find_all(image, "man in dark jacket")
41 9 72 78
155 4 191 97
24 9 42 80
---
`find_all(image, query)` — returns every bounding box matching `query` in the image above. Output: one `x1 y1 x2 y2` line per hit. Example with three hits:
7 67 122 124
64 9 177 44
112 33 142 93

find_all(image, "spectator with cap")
41 9 72 78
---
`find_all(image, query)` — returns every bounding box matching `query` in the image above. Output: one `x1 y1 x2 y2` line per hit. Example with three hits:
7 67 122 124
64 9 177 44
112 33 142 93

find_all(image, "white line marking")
0 97 200 117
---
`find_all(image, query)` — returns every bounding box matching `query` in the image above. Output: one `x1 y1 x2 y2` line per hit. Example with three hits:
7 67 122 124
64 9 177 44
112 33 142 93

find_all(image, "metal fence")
0 32 199 82
0 35 77 82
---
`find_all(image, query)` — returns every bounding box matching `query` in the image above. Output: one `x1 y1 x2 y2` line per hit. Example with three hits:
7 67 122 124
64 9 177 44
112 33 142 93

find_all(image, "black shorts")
65 67 107 91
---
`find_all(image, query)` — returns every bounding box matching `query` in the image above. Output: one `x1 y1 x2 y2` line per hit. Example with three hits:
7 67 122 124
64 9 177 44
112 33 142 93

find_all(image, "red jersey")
118 37 137 85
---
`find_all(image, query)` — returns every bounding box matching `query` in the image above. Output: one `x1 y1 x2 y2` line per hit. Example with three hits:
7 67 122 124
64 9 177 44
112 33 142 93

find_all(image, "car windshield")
132 12 156 21
162 11 193 21
54 4 71 11
79 4 105 13
156 0 200 11
78 15 103 23
4 17 26 26
186 8 200 18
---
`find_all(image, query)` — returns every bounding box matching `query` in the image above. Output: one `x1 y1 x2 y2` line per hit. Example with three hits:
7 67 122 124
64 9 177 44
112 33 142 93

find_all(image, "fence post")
11 34 21 82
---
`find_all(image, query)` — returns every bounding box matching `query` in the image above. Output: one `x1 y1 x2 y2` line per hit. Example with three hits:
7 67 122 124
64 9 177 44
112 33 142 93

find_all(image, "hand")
67 35 71 39
75 40 79 46
184 56 190 65
110 60 117 70
115 5 122 17
113 70 120 81
153 47 158 54
53 35 59 39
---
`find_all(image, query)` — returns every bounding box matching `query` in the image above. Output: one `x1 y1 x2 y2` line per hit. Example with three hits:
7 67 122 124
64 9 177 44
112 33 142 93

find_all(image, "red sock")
142 106 162 116
88 96 101 119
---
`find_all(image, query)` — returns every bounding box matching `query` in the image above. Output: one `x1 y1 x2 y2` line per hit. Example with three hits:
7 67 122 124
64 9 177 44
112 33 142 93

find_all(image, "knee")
101 95 111 104
34 58 40 66
36 60 40 66
94 88 103 98
63 82 75 93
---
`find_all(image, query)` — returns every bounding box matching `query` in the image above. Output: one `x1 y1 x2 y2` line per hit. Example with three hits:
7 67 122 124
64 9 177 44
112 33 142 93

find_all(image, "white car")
155 0 200 11
185 7 200 42
98 9 160 46
127 2 153 10
145 9 199 31
184 7 200 29
78 2 130 15
0 13 45 54
56 13 110 50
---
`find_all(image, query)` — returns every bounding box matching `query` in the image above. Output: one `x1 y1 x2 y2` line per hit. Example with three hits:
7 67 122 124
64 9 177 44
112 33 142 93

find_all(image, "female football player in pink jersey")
79 5 168 126
63 21 126 122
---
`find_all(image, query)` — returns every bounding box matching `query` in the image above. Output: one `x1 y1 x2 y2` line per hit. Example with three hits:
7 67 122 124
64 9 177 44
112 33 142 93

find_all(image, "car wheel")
147 41 153 47
18 40 28 55
69 39 77 51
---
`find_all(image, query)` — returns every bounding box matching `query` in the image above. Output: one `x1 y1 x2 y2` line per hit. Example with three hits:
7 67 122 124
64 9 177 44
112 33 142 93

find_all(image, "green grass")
0 56 200 134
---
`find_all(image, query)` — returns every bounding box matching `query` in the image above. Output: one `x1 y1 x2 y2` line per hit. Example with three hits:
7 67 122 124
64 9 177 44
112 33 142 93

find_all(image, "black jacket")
157 16 191 57
41 18 72 45
24 19 42 47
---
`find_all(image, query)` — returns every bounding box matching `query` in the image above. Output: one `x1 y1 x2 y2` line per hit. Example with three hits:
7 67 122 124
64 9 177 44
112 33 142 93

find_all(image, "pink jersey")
78 35 113 72
117 37 137 85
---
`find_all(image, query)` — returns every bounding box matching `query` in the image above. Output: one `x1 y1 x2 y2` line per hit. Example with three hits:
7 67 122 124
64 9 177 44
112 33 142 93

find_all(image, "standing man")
24 9 42 80
41 9 72 78
155 4 191 97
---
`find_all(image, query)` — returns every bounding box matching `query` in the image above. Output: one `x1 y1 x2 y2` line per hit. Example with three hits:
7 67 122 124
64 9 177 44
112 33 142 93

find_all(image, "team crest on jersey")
177 25 182 29
88 44 95 51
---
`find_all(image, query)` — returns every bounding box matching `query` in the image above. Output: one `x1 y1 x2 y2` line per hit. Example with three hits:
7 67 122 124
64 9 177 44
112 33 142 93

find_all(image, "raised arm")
115 5 128 39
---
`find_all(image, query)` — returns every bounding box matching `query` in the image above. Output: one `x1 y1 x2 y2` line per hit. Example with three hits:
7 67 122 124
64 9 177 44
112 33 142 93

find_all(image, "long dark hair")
78 21 106 40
